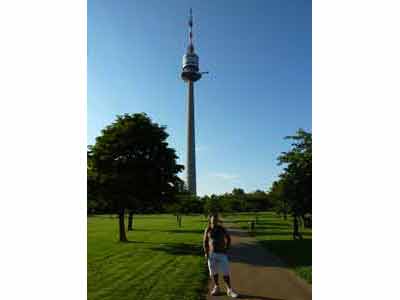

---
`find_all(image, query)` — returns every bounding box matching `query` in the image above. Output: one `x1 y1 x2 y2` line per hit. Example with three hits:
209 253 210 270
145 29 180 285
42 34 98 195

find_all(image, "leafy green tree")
231 188 247 212
204 194 221 215
232 188 245 197
278 129 312 215
87 113 184 241
200 195 210 217
246 190 270 211
273 129 312 238
171 194 189 227
269 179 290 219
219 194 234 213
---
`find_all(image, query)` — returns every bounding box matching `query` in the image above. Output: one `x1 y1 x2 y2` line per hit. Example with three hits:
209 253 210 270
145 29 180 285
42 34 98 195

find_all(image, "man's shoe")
211 285 220 296
227 288 239 298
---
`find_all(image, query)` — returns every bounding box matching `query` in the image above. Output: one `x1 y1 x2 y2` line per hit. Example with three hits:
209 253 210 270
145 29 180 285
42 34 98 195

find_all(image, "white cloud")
196 145 209 152
210 172 239 180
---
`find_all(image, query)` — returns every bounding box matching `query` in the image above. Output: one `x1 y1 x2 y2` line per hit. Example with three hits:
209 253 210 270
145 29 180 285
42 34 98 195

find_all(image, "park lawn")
88 214 209 300
223 212 312 284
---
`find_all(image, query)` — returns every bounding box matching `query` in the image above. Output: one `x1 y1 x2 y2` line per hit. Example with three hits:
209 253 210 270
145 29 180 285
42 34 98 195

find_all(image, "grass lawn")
88 214 209 300
223 212 312 284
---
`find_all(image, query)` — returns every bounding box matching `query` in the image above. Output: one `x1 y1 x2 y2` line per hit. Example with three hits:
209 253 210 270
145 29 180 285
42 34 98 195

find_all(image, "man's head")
210 214 219 228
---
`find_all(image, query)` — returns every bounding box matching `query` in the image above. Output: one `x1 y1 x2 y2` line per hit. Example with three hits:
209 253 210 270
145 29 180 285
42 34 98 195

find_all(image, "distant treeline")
88 188 273 215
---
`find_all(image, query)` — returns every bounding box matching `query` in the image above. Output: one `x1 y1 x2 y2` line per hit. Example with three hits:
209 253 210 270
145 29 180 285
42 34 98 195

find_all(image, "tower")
181 9 204 195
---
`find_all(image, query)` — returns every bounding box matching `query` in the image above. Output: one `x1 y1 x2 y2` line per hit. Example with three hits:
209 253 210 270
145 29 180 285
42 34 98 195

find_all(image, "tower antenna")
188 8 194 53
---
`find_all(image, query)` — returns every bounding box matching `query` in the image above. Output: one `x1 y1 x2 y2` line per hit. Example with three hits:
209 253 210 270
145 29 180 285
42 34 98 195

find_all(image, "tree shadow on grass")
119 240 161 245
121 240 204 256
226 219 254 224
254 231 312 237
132 228 204 234
237 294 285 300
253 220 292 227
259 239 312 269
254 222 290 228
165 229 204 234
150 243 203 256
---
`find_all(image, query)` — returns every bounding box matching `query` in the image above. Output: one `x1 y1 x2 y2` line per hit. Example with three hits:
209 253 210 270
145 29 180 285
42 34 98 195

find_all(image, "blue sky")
88 0 311 196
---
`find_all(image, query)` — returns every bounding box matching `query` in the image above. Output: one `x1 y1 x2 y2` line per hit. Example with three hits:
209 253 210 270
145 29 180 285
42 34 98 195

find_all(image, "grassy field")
223 212 312 284
87 214 209 300
88 212 311 300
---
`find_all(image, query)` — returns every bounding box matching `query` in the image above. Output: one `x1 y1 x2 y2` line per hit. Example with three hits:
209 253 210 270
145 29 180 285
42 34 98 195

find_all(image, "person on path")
203 214 239 298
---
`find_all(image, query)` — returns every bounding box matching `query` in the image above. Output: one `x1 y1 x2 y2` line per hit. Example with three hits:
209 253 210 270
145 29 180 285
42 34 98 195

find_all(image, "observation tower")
181 9 206 195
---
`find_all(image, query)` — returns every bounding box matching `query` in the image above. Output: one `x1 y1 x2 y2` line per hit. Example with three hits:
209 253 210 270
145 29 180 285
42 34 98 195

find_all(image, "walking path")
207 226 311 300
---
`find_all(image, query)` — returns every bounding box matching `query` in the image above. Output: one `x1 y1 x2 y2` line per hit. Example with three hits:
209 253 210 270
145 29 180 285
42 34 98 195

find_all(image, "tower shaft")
186 81 196 195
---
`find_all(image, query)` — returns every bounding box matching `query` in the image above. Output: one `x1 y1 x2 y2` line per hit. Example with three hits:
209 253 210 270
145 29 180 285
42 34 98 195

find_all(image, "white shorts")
207 252 230 276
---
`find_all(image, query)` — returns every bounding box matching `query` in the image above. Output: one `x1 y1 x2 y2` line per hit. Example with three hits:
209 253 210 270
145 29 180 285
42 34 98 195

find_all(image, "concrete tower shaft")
186 81 196 195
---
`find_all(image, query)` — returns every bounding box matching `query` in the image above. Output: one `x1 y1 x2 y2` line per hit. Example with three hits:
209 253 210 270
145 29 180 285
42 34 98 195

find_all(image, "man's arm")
224 228 231 250
203 228 209 257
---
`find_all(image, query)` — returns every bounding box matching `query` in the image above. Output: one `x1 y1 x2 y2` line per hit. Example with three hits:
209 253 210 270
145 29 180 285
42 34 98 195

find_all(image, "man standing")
203 214 239 298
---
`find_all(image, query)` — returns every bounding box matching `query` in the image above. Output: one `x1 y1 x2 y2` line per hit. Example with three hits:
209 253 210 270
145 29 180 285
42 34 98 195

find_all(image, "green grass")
88 214 209 300
88 212 311 300
223 212 312 284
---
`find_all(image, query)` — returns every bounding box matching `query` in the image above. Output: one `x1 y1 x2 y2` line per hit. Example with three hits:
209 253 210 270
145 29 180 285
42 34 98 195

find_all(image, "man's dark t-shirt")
206 225 229 254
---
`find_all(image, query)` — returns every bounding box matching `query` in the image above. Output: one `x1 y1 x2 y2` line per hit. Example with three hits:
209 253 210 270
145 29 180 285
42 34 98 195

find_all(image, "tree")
275 129 312 238
170 194 187 227
246 190 270 211
232 188 245 197
204 194 221 215
231 188 247 212
87 113 184 241
269 179 290 219
278 129 312 215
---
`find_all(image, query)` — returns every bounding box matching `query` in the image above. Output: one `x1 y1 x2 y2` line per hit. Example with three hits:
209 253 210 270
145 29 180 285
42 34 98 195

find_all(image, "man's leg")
208 253 220 295
210 274 220 295
223 275 231 289
221 254 238 298
220 254 231 288
213 274 219 286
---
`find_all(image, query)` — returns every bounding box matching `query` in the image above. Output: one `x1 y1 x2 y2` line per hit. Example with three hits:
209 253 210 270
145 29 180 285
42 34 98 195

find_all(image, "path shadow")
227 229 311 269
228 229 250 237
228 242 285 267
259 240 311 268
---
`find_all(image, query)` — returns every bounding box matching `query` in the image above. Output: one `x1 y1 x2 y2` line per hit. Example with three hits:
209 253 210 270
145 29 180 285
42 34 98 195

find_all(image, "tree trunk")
118 208 128 242
128 211 134 231
293 216 303 240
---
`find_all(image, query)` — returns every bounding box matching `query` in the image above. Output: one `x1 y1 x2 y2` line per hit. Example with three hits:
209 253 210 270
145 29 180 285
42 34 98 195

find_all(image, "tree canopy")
269 129 312 236
87 113 184 240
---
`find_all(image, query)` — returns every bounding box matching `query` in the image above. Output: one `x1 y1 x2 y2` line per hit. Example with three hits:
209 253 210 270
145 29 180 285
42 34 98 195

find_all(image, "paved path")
206 226 311 300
